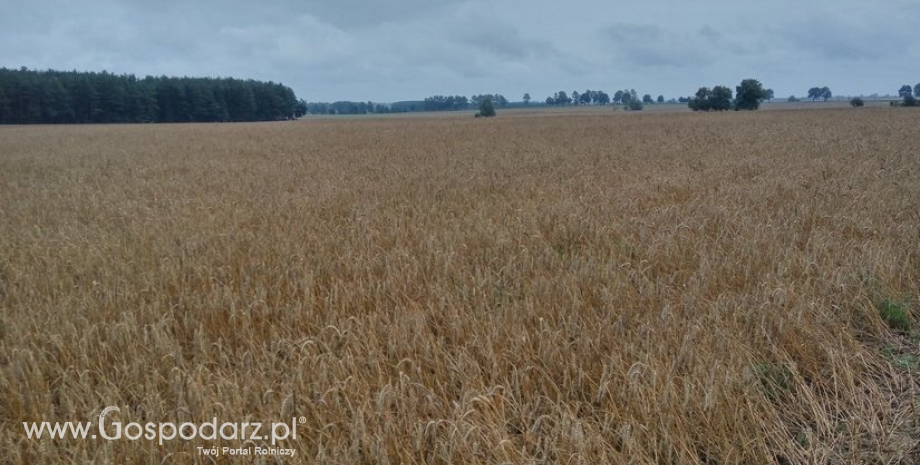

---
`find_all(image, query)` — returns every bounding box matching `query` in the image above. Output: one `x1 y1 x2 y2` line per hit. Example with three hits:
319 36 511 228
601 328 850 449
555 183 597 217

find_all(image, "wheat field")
1 108 918 464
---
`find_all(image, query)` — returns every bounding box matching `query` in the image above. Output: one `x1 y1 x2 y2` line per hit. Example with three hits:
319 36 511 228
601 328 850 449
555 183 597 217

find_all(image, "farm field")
1 108 919 464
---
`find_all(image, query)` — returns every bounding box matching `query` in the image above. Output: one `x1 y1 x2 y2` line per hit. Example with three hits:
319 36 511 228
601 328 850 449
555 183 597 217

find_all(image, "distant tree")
613 90 624 104
571 90 580 105
523 93 531 105
764 89 774 102
901 84 918 106
657 95 664 103
915 83 920 99
479 97 496 117
710 86 733 111
554 91 571 105
624 91 642 110
642 94 653 104
807 87 820 101
735 79 767 110
594 91 610 105
820 86 832 101
788 95 800 102
545 96 554 105
688 87 712 111
849 97 864 108
580 90 592 105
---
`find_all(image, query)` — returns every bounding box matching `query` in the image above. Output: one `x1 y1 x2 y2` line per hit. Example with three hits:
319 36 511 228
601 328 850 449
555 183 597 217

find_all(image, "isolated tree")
657 95 664 103
788 95 800 102
523 93 531 105
479 97 496 117
820 86 832 101
642 94 653 104
850 97 864 107
807 87 821 101
901 85 918 107
735 79 767 110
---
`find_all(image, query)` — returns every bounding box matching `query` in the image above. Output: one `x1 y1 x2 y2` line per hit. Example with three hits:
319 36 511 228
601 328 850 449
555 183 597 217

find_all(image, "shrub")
850 97 864 108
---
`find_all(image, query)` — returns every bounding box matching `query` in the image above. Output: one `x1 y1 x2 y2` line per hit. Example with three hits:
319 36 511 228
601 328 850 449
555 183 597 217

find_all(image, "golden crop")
1 108 918 464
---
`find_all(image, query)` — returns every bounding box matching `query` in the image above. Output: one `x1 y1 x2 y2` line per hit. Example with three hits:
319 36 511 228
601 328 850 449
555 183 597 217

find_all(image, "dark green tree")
735 79 767 110
688 87 712 111
594 91 610 104
554 91 571 105
657 95 664 103
523 93 531 105
849 97 864 107
807 87 821 101
479 97 496 117
901 84 918 107
710 86 733 111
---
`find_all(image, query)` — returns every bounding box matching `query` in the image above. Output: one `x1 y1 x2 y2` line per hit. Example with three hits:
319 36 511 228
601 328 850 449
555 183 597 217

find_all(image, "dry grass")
1 108 919 464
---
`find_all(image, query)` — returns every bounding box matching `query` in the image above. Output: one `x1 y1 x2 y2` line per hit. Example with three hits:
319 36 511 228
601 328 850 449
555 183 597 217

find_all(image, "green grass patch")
881 346 919 370
879 299 912 333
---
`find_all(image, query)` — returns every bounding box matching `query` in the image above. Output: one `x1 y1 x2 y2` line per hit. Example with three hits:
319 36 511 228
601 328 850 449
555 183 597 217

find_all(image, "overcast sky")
2 0 918 102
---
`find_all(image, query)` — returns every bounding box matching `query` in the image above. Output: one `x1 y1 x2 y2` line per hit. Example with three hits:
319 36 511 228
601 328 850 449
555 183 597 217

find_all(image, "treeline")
305 94 511 115
0 67 306 124
305 101 426 115
422 94 509 112
544 90 612 106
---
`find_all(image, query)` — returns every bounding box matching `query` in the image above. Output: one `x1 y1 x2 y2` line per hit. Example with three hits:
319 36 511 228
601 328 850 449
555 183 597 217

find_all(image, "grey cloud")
454 17 557 62
1 0 918 101
777 19 911 61
603 23 717 67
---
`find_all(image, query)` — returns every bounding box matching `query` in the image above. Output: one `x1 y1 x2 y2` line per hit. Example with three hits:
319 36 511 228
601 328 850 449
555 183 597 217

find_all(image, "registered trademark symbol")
299 417 306 424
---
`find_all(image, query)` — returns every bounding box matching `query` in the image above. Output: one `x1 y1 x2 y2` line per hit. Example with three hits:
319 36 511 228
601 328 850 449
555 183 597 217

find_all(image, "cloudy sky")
2 0 918 102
